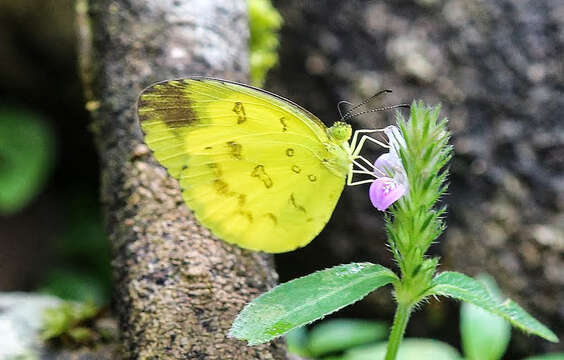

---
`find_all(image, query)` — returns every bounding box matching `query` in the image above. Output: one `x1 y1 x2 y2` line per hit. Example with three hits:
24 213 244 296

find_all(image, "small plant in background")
229 102 558 359
248 0 283 87
41 301 98 342
460 274 511 360
286 319 388 359
41 301 116 346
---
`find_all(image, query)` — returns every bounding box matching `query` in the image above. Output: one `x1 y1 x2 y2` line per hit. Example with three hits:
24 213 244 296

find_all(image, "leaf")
229 263 397 345
460 274 511 360
344 338 462 360
307 319 388 357
523 354 564 360
429 271 558 343
285 327 309 357
0 108 54 214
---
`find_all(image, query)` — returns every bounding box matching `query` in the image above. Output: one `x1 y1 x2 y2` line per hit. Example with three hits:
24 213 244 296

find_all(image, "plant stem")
384 302 412 360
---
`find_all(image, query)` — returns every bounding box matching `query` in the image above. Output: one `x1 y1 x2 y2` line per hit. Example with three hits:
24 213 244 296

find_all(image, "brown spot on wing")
289 194 306 213
232 101 247 124
280 117 288 131
226 141 243 159
214 179 230 195
138 80 196 128
265 213 278 225
251 165 273 188
207 162 223 178
237 210 253 223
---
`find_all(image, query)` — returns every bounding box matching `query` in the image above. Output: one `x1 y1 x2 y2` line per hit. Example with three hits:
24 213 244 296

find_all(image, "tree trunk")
76 1 287 358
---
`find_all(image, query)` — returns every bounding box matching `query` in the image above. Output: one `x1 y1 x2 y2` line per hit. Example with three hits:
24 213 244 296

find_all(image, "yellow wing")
137 77 350 253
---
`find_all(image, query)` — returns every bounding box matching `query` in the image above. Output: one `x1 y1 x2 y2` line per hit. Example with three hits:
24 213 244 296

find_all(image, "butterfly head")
328 121 352 144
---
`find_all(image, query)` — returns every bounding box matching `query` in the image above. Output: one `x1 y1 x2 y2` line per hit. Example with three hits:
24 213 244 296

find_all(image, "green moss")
248 0 283 87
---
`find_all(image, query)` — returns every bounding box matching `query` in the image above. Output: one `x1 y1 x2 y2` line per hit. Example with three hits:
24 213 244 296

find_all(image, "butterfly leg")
347 159 377 186
355 155 388 177
351 134 389 159
350 129 386 152
355 155 376 171
346 129 393 186
348 178 378 186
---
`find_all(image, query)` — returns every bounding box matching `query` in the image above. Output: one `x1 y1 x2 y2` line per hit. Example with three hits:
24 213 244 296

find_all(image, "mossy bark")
76 1 287 358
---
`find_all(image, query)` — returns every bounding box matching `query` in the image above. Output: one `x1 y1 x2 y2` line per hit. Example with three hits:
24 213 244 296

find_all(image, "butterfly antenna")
340 89 392 120
342 103 410 121
337 100 353 119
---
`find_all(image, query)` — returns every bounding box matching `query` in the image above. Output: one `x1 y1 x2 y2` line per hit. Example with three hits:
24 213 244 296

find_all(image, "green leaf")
307 319 388 357
523 354 564 360
460 274 511 360
0 108 54 214
229 263 397 345
285 327 309 357
429 272 558 343
344 338 462 360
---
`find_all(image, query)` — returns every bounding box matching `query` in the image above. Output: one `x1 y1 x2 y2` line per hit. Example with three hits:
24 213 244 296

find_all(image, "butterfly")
136 77 400 253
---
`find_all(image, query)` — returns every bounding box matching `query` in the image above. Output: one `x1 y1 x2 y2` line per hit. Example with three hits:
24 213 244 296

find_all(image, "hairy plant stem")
384 302 413 360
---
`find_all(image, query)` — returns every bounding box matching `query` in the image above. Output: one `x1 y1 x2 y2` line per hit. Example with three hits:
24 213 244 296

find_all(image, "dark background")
0 0 562 358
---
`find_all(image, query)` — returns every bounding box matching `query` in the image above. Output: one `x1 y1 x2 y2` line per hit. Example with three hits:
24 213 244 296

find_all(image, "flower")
369 125 408 211
373 152 406 184
369 177 407 211
383 125 405 159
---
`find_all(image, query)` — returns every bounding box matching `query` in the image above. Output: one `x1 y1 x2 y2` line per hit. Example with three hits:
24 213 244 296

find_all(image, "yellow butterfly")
137 77 390 253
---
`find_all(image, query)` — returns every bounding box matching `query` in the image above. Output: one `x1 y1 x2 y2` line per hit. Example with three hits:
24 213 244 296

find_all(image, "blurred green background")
0 0 110 304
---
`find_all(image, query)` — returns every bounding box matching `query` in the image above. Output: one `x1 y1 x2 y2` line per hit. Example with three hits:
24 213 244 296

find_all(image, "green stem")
385 303 412 360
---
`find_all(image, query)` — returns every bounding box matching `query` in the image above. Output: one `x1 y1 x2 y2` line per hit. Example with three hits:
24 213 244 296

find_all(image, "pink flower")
369 125 408 211
374 153 402 178
369 177 407 211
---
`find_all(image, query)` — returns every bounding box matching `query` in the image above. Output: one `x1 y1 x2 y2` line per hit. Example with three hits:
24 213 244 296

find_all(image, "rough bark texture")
77 1 287 358
270 0 563 356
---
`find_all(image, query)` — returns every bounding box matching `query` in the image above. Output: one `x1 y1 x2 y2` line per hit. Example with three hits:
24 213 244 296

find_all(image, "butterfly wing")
137 77 350 253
